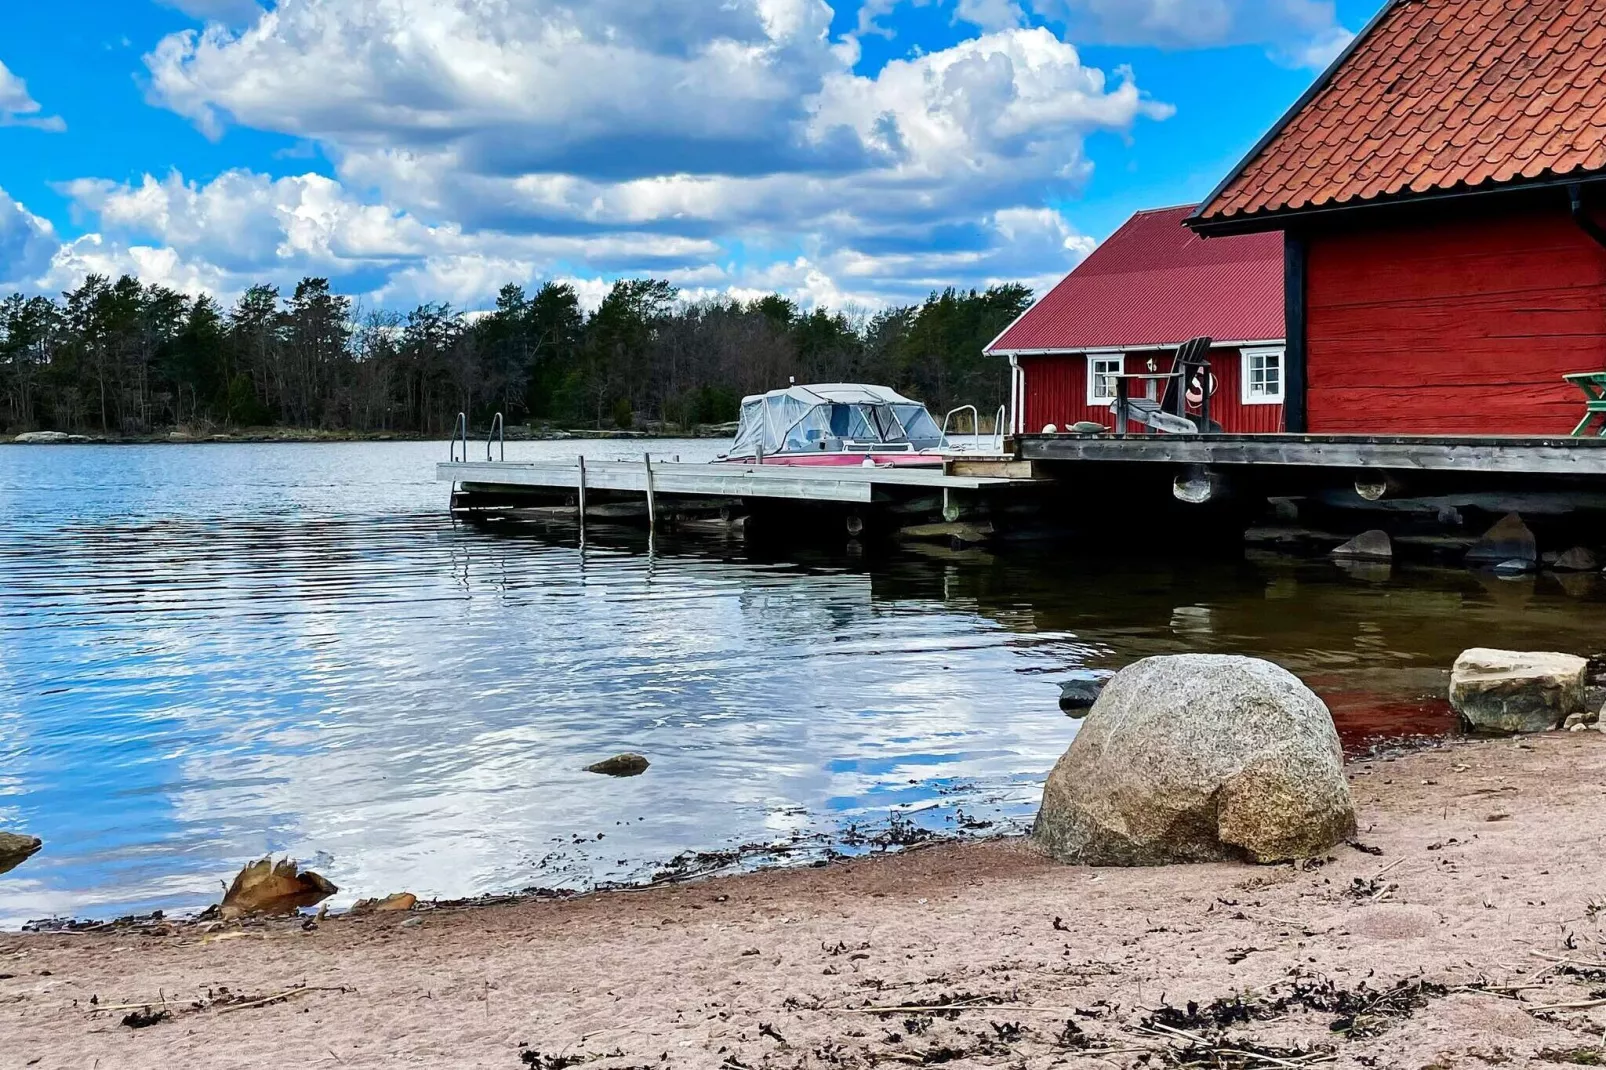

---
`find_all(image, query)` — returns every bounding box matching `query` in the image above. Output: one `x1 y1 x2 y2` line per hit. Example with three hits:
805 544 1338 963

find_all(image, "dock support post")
577 455 588 537
643 452 657 531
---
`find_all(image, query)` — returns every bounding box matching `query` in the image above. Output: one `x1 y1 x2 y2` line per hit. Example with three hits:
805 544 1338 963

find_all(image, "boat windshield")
729 386 948 457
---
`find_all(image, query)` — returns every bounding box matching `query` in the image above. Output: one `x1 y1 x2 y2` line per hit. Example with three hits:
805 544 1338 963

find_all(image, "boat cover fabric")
729 384 945 458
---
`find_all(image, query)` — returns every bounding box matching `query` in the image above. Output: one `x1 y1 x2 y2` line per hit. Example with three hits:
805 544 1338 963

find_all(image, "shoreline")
7 733 1606 1068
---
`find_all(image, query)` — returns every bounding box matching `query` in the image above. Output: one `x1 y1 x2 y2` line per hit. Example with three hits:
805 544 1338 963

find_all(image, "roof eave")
1187 0 1405 231
1190 169 1606 237
990 338 1286 358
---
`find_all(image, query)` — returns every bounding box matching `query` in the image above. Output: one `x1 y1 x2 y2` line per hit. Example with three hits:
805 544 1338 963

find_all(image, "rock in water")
585 753 650 777
10 431 71 444
1450 648 1587 734
1058 678 1106 715
1331 530 1392 560
1552 547 1600 573
1032 655 1355 866
1465 513 1537 568
0 833 42 876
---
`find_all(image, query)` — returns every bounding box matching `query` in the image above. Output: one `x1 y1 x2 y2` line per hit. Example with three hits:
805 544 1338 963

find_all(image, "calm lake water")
1 439 1603 926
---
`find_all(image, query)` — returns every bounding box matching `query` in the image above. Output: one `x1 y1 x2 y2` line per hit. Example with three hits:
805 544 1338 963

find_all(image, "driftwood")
220 857 337 919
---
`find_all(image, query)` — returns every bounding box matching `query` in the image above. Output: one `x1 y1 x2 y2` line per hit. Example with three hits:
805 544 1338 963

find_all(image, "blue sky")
0 0 1383 311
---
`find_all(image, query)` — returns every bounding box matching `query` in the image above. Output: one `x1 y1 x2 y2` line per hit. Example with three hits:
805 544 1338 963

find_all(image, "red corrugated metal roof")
986 206 1284 354
1196 0 1606 226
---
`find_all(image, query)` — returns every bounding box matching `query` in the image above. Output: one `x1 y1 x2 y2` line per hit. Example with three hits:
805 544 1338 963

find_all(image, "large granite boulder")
1450 648 1587 734
1032 655 1356 866
0 833 42 876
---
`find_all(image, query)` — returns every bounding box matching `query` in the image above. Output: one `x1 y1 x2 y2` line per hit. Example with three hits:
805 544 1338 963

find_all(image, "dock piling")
643 452 657 531
577 455 588 537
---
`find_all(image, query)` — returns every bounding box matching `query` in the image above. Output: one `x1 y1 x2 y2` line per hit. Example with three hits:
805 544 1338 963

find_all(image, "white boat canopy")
729 383 947 458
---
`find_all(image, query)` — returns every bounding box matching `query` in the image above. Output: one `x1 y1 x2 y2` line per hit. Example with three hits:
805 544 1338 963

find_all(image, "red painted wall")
1305 203 1606 435
1021 349 1284 434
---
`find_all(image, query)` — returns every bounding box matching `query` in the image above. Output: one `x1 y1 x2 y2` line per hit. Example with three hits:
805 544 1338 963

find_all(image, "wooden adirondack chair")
1112 336 1217 435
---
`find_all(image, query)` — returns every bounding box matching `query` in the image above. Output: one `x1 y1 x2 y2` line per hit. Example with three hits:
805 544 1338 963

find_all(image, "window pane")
1091 357 1121 400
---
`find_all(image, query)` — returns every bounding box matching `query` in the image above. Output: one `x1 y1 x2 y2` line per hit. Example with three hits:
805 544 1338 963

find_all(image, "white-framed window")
1087 354 1124 405
1241 347 1286 405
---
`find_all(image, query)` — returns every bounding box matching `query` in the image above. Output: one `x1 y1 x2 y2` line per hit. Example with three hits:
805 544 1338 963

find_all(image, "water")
1 440 1602 926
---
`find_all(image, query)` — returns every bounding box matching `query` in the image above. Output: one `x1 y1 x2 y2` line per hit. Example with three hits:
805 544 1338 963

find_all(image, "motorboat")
719 384 980 467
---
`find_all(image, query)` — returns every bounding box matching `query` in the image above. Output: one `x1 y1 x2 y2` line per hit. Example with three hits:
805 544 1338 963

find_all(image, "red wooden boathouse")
986 206 1286 436
1189 0 1606 437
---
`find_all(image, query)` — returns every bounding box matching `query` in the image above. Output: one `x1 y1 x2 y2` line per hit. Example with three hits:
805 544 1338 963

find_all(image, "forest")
0 274 1033 436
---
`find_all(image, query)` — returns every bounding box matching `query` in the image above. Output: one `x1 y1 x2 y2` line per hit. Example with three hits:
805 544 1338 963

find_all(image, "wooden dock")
1018 433 1606 476
438 434 1606 547
438 458 1026 504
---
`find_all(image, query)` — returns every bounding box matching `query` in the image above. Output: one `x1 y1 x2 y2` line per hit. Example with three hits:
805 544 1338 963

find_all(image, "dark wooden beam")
1283 233 1308 433
1018 433 1606 476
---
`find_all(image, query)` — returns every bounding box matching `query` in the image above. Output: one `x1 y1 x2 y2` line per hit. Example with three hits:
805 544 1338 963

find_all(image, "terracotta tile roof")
1195 0 1606 227
985 206 1284 354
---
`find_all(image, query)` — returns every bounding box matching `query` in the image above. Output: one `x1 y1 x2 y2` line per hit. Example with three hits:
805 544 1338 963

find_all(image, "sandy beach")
6 732 1606 1069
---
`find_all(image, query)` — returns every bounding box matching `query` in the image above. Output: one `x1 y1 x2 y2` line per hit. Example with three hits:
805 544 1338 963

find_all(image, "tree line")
0 274 1033 436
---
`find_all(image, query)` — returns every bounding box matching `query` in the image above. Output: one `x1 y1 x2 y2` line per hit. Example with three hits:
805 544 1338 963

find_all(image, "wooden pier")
1018 433 1606 476
439 433 1606 548
439 454 1049 542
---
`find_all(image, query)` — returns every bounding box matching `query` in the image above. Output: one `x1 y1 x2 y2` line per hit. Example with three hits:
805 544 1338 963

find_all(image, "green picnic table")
1566 371 1606 437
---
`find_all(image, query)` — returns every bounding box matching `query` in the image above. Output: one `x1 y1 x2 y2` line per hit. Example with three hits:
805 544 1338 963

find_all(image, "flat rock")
1465 513 1536 567
586 753 650 777
0 832 42 875
1032 655 1356 866
1331 530 1392 560
1450 648 1588 734
10 431 71 444
1552 547 1600 572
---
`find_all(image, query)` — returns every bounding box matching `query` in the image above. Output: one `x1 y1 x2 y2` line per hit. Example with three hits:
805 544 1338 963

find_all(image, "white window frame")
1087 353 1125 406
1240 346 1286 405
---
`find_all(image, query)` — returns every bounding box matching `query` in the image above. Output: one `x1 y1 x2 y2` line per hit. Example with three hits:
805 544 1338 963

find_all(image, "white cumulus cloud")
20 1 1174 309
0 60 66 132
0 188 62 290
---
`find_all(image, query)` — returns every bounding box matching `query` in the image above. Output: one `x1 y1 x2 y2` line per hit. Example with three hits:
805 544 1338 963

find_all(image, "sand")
7 733 1606 1069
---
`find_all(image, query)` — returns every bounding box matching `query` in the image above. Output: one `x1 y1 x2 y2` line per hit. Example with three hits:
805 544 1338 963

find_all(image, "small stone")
1450 649 1588 734
585 753 650 777
1466 513 1537 568
1331 530 1392 560
1552 547 1599 573
399 916 424 929
349 892 418 915
0 833 42 876
1058 678 1106 715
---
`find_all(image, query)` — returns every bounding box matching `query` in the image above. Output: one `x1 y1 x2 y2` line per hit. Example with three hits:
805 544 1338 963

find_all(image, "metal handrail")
451 412 468 462
487 412 504 462
994 405 1007 449
942 405 982 449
